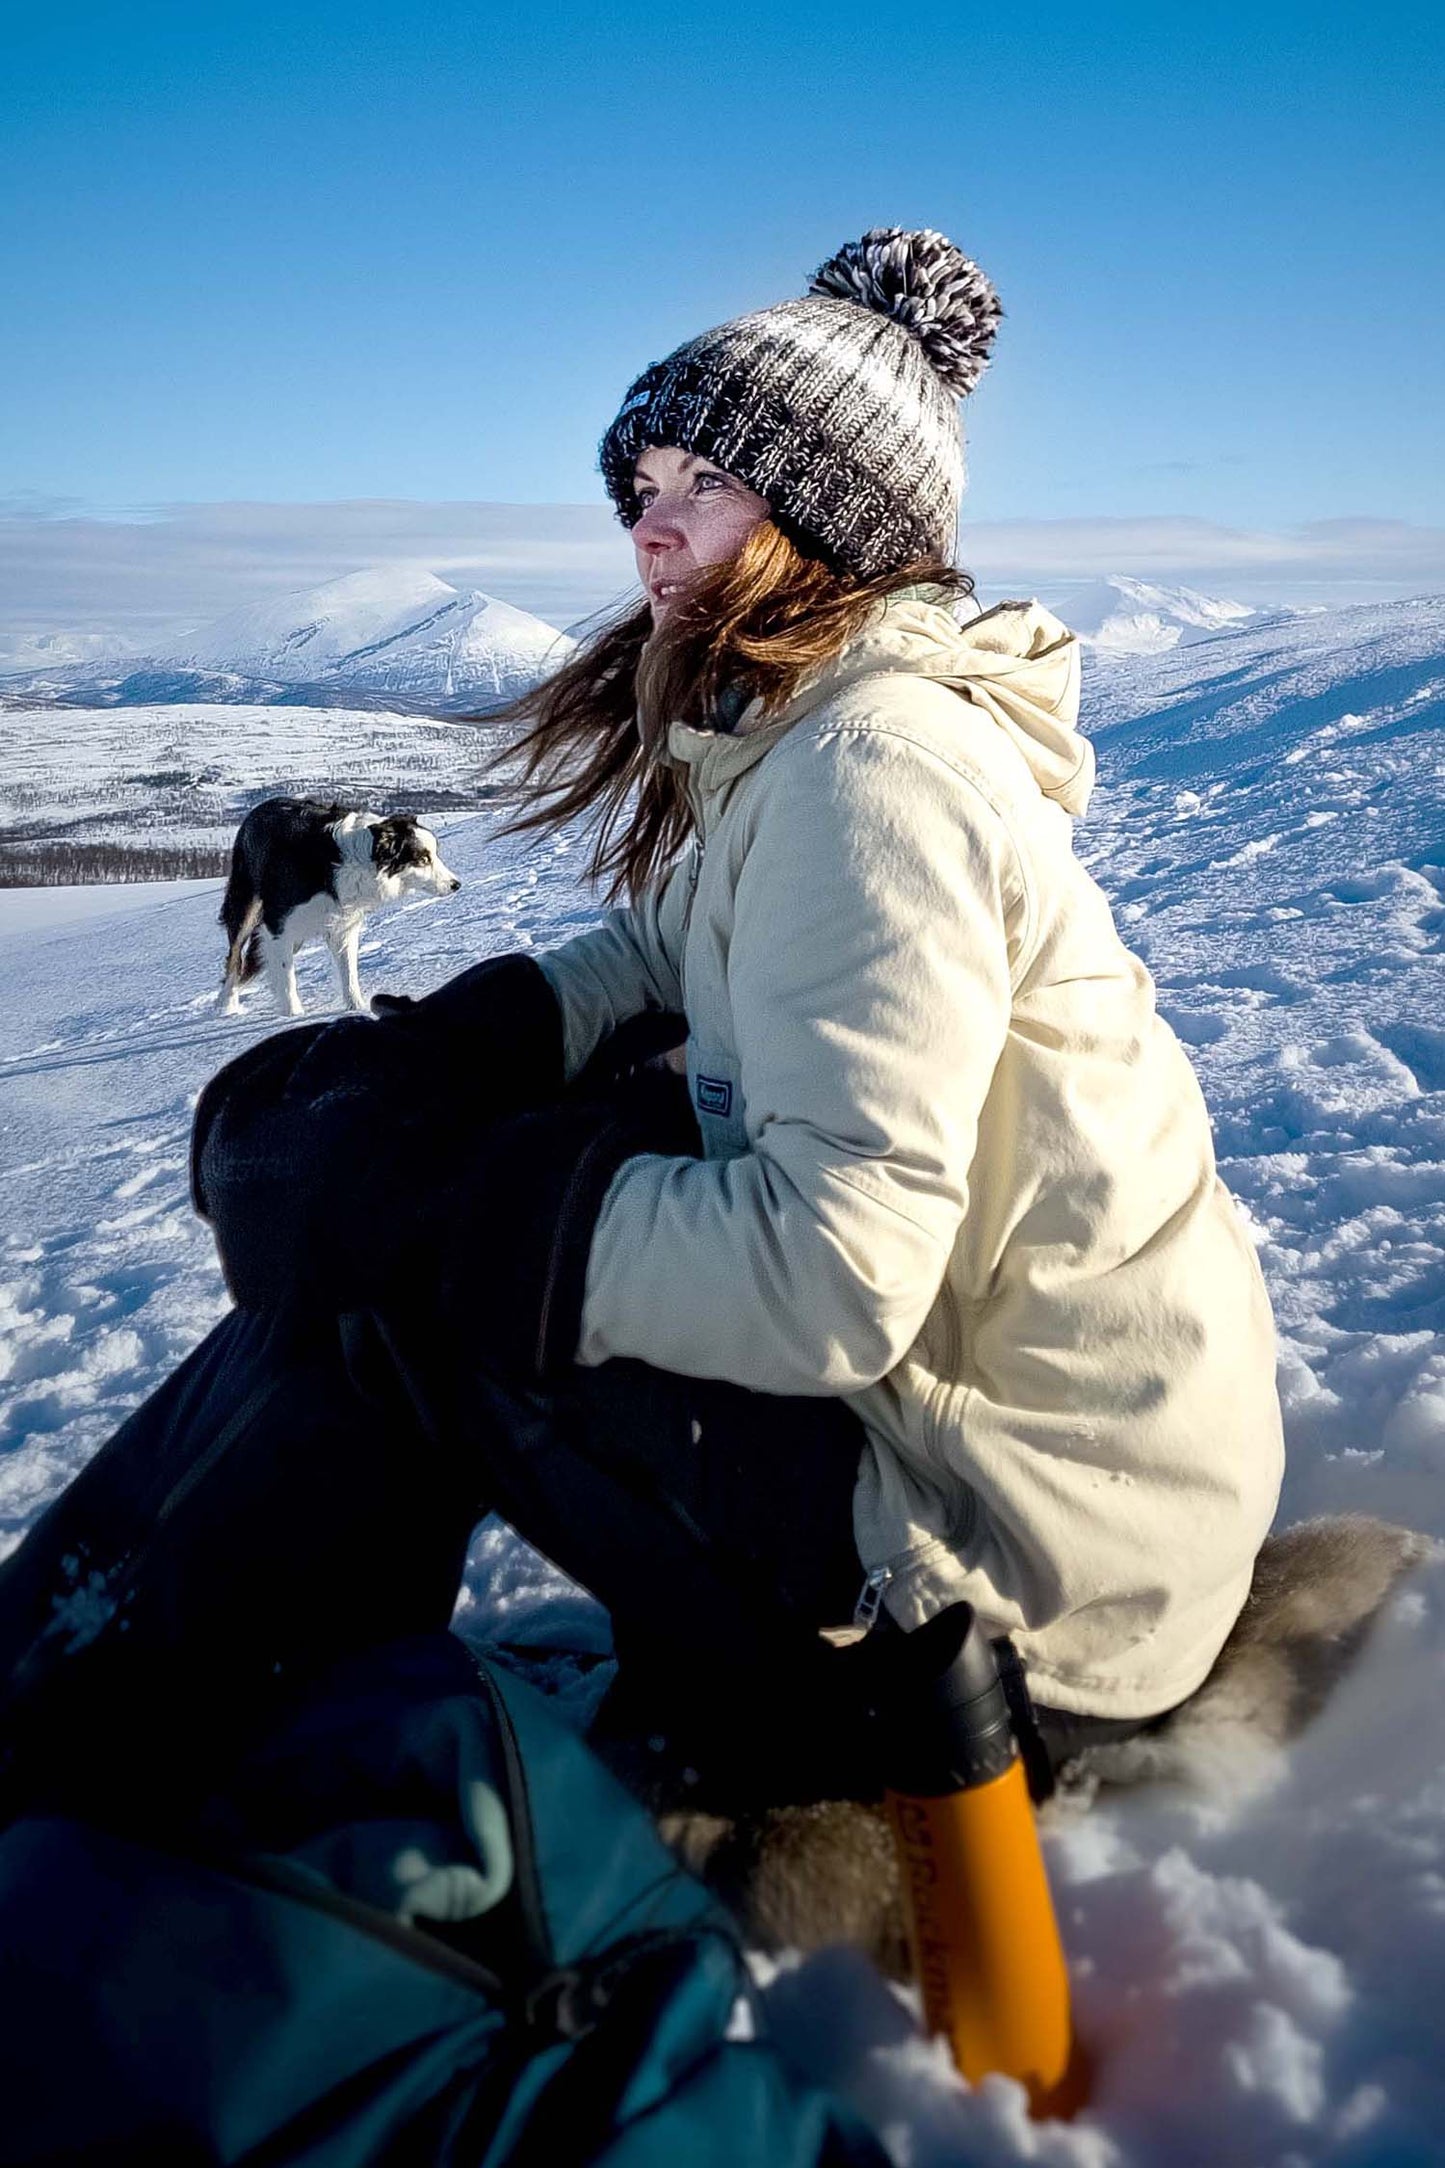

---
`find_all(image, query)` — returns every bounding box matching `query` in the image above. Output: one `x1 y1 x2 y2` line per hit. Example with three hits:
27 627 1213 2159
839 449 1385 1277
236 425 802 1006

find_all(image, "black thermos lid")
881 1602 1019 1796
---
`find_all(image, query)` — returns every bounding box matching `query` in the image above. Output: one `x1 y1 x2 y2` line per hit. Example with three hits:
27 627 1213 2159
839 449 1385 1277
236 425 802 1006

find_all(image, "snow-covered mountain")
168 565 570 704
0 567 572 713
1056 573 1289 653
170 565 465 678
2 566 1305 702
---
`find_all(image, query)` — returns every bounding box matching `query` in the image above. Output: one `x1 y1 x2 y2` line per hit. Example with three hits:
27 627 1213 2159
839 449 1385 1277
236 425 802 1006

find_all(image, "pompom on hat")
600 227 1002 581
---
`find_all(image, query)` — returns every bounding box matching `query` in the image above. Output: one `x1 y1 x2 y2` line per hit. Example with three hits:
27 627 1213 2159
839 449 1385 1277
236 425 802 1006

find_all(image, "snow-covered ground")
0 698 508 860
1 593 1444 2164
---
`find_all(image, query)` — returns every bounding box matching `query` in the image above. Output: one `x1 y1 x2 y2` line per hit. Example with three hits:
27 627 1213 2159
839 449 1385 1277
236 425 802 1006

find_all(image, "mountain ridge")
0 566 573 714
1050 573 1295 654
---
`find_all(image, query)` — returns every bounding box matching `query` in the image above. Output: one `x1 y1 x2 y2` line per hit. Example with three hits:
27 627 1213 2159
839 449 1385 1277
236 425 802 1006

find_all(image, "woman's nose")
633 499 683 550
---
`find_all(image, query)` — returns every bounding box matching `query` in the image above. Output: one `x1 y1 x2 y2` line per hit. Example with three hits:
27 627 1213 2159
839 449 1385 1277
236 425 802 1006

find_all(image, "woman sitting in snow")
2 230 1285 1816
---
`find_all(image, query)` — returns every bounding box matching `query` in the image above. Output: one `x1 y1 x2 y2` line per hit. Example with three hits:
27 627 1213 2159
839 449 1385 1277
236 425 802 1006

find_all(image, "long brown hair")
488 520 973 902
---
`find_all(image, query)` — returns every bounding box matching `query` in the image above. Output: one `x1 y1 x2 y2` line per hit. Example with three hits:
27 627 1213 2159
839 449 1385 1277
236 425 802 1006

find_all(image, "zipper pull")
853 1564 893 1633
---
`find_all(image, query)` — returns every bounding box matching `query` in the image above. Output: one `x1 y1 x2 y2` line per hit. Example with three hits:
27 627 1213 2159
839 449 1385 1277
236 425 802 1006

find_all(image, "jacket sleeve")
575 725 1028 1395
534 863 689 1082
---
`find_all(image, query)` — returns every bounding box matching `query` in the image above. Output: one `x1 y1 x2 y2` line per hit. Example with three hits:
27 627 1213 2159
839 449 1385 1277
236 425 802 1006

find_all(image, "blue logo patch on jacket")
695 1075 733 1118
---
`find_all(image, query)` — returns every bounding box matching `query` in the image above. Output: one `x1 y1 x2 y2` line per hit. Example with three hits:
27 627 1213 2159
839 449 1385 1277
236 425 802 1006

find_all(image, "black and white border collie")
219 797 460 1017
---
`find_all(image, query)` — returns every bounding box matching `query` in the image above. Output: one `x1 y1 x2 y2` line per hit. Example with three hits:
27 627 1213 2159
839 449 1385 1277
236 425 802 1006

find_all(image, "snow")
0 699 509 857
2 593 1445 2163
1 565 574 713
0 630 139 673
1056 576 1286 655
171 564 473 676
0 878 223 943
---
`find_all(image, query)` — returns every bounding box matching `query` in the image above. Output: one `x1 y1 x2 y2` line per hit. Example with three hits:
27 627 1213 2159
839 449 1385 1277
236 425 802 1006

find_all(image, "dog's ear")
369 815 402 862
370 815 425 874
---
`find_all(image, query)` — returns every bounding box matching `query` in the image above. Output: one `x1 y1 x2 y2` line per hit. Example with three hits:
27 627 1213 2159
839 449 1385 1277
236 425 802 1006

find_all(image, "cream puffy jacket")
537 594 1283 1717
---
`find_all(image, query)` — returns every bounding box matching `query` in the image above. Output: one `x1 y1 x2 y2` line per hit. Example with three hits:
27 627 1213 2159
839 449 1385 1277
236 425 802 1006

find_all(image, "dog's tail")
219 848 264 1004
219 848 252 935
219 901 263 1007
220 832 266 975
237 919 263 984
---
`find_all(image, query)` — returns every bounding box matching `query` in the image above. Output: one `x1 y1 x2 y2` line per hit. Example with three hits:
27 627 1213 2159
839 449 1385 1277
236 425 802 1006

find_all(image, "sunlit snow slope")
169 565 573 704
0 566 573 713
1 593 1443 2167
1060 573 1280 653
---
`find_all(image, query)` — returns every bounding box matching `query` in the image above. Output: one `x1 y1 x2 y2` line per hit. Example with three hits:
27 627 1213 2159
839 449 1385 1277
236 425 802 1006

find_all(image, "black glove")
434 1100 649 1383
302 950 565 1112
429 1060 702 1382
192 953 565 1311
203 1082 694 1380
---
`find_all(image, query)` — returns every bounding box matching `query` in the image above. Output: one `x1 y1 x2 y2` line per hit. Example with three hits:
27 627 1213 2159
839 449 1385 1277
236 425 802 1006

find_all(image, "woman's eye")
635 489 656 510
694 472 726 493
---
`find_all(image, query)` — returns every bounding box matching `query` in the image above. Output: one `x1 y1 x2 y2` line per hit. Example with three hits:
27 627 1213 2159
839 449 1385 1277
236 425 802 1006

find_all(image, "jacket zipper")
473 1662 721 2045
853 1563 894 1632
678 777 707 1011
149 1371 291 1537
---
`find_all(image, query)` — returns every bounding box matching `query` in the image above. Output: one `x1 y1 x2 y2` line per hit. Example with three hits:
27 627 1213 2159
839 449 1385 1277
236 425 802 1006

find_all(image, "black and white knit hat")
600 228 1002 581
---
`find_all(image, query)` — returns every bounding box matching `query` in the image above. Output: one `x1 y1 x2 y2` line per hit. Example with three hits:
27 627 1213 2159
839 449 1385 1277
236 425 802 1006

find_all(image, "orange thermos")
882 1602 1088 2117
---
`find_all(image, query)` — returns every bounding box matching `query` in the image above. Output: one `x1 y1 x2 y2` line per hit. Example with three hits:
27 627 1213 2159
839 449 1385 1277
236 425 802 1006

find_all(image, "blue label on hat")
696 1075 733 1118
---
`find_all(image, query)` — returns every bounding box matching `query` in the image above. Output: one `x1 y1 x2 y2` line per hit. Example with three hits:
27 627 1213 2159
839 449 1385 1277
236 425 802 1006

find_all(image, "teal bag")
0 1634 885 2166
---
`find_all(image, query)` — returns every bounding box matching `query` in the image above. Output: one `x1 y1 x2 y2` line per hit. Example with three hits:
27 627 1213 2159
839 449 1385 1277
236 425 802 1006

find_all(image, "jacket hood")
669 593 1092 816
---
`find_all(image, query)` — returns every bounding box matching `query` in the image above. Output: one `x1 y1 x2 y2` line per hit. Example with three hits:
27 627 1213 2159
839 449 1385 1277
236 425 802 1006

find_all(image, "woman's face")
631 446 770 622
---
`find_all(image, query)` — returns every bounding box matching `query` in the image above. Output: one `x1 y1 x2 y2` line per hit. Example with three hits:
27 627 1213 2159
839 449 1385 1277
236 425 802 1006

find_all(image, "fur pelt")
1057 1511 1434 1796
659 1514 1434 1978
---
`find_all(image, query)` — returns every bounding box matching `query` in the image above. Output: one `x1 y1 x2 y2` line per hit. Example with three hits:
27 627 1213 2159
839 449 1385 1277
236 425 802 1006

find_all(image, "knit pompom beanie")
599 228 1002 580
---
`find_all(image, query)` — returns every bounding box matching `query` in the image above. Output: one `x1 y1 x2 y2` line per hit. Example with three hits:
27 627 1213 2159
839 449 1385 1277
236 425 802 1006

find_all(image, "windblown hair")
488 522 975 902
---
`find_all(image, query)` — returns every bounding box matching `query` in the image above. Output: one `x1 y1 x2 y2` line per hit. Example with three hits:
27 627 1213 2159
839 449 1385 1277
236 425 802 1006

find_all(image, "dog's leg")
280 944 303 1017
219 951 244 1017
329 920 367 1012
260 928 304 1018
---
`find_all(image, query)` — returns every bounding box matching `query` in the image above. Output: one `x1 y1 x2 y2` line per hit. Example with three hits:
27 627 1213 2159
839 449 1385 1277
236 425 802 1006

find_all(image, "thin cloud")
1 502 1441 647
963 514 1445 606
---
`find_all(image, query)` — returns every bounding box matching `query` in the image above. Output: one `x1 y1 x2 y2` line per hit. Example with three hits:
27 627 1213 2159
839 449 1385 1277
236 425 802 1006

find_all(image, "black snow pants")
0 1296 873 1824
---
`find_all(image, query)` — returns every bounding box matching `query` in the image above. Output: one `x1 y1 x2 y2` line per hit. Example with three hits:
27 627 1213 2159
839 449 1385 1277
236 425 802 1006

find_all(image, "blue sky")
3 1 1442 545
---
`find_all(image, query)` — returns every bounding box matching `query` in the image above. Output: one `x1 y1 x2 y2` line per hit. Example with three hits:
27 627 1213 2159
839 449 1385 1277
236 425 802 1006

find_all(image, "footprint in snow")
1207 964 1311 1006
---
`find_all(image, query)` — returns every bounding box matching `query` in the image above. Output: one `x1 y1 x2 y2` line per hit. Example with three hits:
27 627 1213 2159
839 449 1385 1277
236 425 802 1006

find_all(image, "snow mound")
1063 575 1280 654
